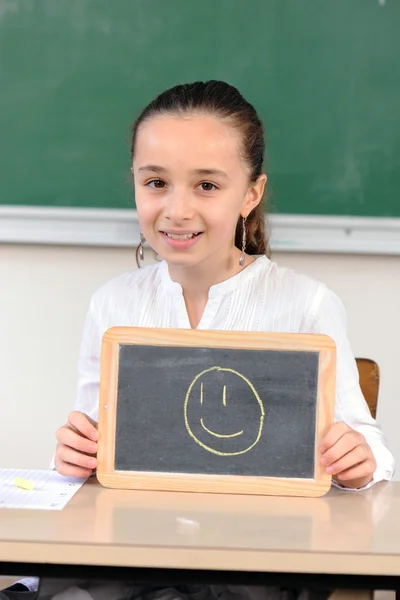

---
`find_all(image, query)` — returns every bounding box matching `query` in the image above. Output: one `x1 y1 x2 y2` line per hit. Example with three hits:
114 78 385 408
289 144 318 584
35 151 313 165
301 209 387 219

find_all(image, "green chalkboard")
1 0 399 217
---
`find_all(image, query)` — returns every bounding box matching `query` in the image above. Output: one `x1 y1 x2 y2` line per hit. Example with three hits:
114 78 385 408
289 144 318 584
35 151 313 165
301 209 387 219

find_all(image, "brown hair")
131 80 270 257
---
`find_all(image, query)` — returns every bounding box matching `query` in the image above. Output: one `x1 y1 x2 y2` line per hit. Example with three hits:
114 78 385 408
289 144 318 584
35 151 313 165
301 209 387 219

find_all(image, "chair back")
355 358 380 419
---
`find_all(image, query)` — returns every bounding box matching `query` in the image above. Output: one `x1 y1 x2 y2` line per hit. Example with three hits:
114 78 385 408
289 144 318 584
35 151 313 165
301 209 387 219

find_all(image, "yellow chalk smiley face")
184 366 265 456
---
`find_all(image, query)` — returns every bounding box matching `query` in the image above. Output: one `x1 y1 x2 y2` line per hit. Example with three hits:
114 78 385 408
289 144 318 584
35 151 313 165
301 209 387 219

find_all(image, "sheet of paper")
0 469 87 510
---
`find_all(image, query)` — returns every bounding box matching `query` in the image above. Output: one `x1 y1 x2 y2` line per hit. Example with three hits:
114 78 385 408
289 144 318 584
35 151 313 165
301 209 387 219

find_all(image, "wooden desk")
1 481 400 593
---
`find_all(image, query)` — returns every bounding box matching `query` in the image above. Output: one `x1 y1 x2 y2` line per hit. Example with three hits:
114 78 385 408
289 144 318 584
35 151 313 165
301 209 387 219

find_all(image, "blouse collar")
158 255 269 298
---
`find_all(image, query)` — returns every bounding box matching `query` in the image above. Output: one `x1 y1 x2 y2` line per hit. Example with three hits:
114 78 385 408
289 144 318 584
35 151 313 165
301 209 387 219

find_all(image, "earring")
136 231 145 267
139 231 145 261
239 216 247 268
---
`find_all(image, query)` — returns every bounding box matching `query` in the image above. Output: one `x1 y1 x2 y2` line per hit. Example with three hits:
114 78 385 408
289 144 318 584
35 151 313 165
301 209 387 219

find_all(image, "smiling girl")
55 80 393 492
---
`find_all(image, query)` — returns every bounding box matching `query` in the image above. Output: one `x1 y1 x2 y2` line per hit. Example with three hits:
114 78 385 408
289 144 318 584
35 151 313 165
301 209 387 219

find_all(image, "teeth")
166 233 197 240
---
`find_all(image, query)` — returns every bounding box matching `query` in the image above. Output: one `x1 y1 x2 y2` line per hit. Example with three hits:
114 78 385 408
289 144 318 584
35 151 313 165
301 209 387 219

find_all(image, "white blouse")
74 255 394 488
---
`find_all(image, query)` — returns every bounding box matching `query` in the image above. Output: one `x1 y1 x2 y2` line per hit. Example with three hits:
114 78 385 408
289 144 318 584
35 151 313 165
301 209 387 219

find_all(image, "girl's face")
132 114 265 271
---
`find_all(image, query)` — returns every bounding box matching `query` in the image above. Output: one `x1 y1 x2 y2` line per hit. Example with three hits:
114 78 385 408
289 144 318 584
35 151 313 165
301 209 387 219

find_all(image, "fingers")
56 426 98 455
323 445 374 476
320 421 351 454
321 429 363 469
55 411 99 479
55 442 98 478
320 422 377 487
57 444 98 470
55 457 93 479
332 458 376 483
68 411 99 441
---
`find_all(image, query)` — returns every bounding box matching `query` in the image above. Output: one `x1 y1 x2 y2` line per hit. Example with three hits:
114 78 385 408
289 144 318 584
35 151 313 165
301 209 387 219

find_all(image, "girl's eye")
147 179 166 189
199 182 217 192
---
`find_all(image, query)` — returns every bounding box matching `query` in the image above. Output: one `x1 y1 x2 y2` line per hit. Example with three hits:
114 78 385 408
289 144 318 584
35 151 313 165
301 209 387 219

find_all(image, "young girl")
52 80 394 599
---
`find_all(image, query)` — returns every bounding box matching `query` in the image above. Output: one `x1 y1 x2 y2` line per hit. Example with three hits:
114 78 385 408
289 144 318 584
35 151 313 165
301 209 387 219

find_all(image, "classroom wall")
2 243 399 480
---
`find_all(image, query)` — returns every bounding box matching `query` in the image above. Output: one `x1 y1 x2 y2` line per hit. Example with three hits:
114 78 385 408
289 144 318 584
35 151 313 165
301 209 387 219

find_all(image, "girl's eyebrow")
138 165 167 174
194 168 229 180
138 165 229 180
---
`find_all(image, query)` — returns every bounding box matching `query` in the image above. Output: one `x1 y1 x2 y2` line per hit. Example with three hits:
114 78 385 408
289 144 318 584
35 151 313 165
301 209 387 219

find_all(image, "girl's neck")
167 248 255 301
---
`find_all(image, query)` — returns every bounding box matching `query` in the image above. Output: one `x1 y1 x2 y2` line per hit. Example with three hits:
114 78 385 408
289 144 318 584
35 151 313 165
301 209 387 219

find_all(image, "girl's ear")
242 174 267 216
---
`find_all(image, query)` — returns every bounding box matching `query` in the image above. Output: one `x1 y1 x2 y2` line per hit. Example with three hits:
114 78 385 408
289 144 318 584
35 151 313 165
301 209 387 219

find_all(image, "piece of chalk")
13 477 35 491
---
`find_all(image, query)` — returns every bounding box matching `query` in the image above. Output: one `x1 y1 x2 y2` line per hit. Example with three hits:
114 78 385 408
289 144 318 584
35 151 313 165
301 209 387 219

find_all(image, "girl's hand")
55 411 99 478
320 422 377 489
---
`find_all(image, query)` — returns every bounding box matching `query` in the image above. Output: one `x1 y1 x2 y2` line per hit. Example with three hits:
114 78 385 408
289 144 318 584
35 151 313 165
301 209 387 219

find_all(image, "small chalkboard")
97 328 336 497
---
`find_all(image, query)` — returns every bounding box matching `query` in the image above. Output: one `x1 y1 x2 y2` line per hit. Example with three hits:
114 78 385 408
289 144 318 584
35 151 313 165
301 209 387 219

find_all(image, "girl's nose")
164 191 194 221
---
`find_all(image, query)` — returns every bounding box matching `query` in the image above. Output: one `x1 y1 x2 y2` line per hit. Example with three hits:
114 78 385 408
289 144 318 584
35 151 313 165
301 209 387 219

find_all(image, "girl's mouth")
160 231 203 249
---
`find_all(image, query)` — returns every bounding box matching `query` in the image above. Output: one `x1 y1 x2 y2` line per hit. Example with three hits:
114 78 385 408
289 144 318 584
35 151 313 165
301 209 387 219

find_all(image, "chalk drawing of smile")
184 366 265 456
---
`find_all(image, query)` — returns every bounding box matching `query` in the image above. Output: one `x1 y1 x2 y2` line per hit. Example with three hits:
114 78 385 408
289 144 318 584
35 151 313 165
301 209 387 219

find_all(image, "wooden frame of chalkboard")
97 328 336 497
